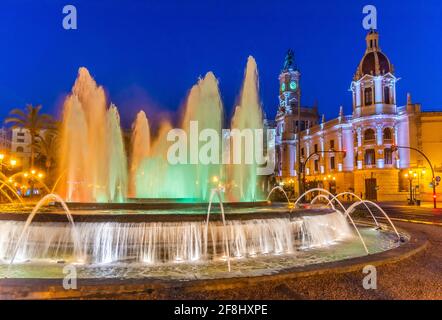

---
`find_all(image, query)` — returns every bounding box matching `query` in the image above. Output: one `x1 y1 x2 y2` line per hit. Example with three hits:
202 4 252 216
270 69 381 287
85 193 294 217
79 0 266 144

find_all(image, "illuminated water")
59 57 267 203
0 193 405 280
59 68 128 203
134 72 223 200
0 211 351 264
230 56 263 202
0 226 404 280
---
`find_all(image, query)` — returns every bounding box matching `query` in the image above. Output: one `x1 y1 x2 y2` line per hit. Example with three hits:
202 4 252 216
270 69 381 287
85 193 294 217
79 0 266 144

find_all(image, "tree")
34 124 59 175
5 104 54 168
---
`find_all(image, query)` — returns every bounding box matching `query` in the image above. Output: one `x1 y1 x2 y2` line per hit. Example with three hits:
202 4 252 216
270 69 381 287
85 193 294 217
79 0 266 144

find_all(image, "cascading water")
7 194 81 265
0 211 353 265
59 68 128 203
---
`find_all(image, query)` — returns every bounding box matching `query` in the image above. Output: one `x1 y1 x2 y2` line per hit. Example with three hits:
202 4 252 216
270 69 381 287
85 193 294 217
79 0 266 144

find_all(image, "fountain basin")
0 205 407 282
0 206 333 223
55 200 271 211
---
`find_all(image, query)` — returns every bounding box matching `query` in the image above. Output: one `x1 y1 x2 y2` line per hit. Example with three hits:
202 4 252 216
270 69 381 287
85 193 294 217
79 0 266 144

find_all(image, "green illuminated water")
133 57 265 202
60 57 266 203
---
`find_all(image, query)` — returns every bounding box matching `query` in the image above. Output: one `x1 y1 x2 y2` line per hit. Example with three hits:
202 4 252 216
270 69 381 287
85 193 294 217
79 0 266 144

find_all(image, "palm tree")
5 104 54 168
34 125 59 175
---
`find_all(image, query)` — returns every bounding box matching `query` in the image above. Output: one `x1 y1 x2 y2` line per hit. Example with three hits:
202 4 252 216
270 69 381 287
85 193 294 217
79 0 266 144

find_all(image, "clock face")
290 81 297 90
281 83 286 91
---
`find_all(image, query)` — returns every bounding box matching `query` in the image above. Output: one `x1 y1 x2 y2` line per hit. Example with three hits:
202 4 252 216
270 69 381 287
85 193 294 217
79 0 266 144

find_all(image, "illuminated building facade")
275 30 442 201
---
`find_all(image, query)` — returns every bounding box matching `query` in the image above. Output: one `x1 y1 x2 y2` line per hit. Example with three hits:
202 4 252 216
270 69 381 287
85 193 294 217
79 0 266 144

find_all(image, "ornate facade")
275 30 442 201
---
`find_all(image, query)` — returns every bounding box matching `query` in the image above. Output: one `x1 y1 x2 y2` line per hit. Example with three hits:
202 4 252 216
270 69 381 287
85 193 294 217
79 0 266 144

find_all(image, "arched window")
364 87 373 106
16 146 24 153
364 129 375 142
383 128 392 141
384 86 391 104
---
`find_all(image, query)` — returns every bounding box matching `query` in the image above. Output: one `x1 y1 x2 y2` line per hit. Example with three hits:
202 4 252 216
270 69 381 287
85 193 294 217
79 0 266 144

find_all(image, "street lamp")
404 171 415 205
300 149 346 201
392 145 437 209
0 154 17 173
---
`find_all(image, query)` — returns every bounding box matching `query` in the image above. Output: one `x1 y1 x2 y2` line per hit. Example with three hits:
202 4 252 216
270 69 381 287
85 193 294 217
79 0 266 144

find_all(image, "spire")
339 105 344 117
407 92 412 105
283 49 297 71
321 114 325 124
365 29 380 53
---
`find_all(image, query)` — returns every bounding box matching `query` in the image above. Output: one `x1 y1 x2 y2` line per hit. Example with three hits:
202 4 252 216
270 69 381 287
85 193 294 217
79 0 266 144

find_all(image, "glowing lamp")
31 169 36 175
10 159 16 167
0 154 4 160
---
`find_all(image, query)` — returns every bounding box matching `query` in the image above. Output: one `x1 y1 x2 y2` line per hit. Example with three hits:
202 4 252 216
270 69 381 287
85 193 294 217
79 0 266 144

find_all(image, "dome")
361 51 391 75
354 30 394 80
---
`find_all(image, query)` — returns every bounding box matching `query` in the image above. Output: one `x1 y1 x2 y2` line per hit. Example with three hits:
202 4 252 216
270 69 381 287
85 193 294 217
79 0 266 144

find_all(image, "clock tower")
278 49 300 114
275 49 319 191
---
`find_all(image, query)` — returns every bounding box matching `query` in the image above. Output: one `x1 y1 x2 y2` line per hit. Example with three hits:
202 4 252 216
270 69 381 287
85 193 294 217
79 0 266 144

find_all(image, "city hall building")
274 30 442 201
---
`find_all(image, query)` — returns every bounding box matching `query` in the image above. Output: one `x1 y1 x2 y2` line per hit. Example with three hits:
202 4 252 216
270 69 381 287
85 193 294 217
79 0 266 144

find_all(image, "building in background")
275 30 442 201
0 127 11 153
11 128 32 169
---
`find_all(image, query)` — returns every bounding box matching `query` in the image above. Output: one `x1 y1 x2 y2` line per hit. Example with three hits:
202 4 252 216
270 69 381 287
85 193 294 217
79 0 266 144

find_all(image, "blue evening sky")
0 0 441 128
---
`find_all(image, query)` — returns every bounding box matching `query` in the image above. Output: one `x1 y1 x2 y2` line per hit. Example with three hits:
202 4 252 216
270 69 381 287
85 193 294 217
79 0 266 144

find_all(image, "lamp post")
404 170 417 205
0 154 17 173
392 145 437 209
300 149 347 201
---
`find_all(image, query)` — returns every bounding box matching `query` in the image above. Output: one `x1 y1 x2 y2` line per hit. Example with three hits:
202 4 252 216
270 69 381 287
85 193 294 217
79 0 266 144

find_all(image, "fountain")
7 194 81 266
134 71 223 200
129 111 150 197
229 56 264 202
59 68 128 203
205 187 230 271
266 186 292 207
0 58 406 283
